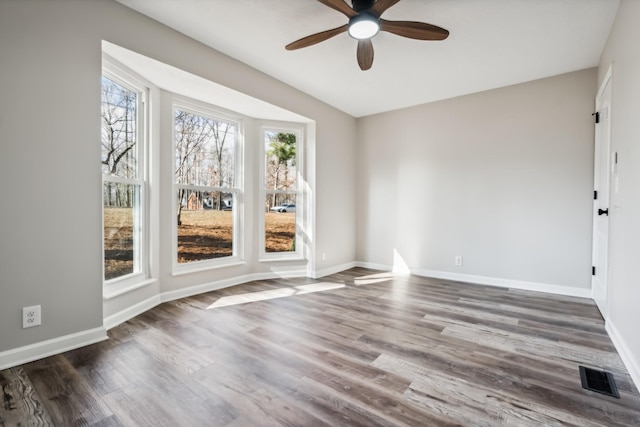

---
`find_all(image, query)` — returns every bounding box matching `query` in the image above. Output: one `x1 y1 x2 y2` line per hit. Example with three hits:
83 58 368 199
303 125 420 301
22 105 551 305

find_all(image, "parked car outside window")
270 203 296 213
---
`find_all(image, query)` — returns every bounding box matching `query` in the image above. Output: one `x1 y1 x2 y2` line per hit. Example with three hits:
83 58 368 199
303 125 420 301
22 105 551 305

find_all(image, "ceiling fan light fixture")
348 13 379 39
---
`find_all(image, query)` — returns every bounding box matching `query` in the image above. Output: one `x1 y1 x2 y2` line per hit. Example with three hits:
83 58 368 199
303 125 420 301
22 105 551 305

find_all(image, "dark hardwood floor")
2 268 640 426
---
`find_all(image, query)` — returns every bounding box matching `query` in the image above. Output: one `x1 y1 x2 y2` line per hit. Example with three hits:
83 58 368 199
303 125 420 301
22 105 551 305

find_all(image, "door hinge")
592 266 596 276
594 190 598 200
593 112 600 124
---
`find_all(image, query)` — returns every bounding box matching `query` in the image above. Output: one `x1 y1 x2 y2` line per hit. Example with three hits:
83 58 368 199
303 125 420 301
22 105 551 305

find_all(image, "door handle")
598 208 609 216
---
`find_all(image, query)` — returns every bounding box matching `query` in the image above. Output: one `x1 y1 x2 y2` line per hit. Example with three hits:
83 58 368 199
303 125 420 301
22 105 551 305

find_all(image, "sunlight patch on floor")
354 272 396 286
207 282 345 309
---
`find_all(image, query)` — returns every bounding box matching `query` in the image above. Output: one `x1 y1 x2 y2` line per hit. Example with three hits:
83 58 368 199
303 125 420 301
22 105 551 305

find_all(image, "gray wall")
356 69 597 292
0 0 357 354
598 0 640 386
0 1 104 351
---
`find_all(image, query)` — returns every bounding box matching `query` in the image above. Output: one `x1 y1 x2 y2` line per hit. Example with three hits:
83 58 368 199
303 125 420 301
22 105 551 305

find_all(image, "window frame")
101 61 150 293
171 96 245 274
259 123 305 261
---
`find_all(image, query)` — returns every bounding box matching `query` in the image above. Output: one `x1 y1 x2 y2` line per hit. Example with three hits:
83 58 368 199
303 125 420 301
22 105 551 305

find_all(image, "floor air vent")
579 366 619 398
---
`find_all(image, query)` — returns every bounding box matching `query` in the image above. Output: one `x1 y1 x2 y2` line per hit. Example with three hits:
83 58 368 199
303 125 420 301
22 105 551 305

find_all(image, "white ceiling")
116 0 619 118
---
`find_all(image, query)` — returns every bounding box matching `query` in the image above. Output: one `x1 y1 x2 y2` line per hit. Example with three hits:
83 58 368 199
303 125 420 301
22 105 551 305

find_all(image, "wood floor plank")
194 341 390 426
0 367 54 426
457 297 608 333
102 383 194 427
194 363 332 427
2 267 639 426
246 326 411 395
440 323 625 369
20 355 113 426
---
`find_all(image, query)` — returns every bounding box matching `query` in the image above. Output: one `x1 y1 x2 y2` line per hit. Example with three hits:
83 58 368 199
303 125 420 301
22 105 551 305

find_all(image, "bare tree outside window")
102 77 137 176
101 76 142 280
174 109 237 263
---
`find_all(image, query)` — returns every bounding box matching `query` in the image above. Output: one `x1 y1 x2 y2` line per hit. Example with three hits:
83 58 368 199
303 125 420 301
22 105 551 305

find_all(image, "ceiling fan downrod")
352 0 375 13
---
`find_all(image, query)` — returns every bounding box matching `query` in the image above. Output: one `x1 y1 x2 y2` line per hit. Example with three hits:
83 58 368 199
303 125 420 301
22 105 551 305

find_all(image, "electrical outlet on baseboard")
454 256 463 266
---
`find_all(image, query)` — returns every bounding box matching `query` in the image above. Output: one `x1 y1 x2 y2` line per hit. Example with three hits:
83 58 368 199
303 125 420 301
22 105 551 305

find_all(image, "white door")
592 70 612 318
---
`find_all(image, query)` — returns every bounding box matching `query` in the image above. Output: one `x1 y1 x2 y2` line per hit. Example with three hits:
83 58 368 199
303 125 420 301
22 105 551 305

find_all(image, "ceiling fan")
285 0 449 70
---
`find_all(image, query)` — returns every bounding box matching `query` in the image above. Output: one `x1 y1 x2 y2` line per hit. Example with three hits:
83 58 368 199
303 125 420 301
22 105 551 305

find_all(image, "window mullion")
103 174 143 186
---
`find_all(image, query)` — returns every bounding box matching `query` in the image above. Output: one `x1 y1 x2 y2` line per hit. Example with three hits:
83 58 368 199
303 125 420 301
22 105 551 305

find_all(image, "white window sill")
259 254 305 263
103 278 157 300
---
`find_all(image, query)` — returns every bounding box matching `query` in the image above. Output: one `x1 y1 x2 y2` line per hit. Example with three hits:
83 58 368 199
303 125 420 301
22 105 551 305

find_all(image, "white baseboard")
413 268 592 299
311 261 358 279
160 269 308 304
356 262 591 299
0 327 108 371
103 294 161 330
161 273 256 303
606 320 640 394
354 261 390 272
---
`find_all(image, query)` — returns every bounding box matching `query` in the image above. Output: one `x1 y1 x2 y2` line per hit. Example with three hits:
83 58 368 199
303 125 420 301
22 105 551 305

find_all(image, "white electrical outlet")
321 252 327 261
455 256 463 266
22 305 41 328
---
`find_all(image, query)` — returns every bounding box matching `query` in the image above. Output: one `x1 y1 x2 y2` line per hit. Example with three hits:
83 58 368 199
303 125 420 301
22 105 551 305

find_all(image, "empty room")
1 0 639 425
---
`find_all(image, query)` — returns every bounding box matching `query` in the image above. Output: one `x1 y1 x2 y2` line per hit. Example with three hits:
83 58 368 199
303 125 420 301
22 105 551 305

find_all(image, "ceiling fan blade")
286 24 349 50
380 19 449 40
370 0 401 17
357 39 374 70
317 0 357 18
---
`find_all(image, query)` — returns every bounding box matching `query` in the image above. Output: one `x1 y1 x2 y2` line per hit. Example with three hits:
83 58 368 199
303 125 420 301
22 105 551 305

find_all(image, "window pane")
103 182 140 280
265 194 296 253
265 131 297 190
175 110 236 187
177 189 234 263
101 76 137 178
